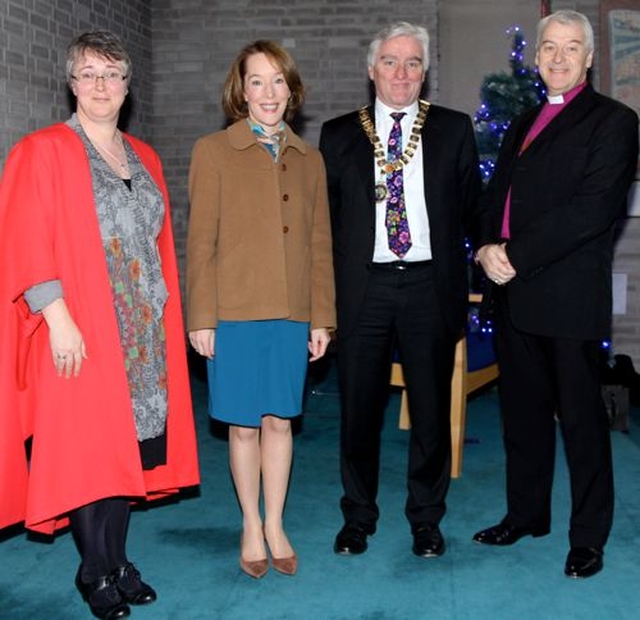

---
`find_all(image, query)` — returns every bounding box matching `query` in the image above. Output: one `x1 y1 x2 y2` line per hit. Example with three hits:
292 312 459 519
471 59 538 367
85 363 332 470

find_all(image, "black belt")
370 260 432 271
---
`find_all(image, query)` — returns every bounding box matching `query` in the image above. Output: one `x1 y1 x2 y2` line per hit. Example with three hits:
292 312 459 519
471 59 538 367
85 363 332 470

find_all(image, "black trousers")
337 262 457 531
495 303 614 548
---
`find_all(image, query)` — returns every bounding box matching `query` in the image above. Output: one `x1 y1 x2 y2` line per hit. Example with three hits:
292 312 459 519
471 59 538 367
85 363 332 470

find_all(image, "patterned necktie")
385 112 412 257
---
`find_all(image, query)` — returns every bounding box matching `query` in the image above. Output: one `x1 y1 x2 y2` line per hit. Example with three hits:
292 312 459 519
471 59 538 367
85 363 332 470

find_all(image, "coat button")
283 194 289 201
283 226 289 233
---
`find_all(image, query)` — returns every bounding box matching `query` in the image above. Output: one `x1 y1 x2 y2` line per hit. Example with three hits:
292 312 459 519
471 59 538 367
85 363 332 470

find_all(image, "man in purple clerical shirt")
472 10 639 579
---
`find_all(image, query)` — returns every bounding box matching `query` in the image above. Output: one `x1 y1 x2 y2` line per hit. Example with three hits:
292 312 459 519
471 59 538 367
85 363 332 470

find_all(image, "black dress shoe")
75 568 130 619
412 524 445 558
112 562 157 605
334 523 372 555
472 521 550 546
564 547 603 579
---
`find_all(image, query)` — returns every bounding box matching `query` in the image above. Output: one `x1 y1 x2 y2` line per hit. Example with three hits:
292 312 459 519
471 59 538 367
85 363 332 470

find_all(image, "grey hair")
66 31 132 85
536 10 594 53
367 21 430 72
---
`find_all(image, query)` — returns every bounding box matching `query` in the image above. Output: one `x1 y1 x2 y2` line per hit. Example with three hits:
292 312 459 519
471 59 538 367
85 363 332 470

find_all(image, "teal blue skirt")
206 319 309 427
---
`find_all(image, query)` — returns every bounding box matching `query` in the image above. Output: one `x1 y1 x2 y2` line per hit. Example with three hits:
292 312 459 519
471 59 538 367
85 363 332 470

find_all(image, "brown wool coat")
186 119 336 332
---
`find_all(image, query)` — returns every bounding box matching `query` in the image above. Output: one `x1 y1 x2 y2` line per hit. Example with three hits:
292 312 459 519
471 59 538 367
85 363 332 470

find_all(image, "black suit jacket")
475 84 639 340
319 104 481 338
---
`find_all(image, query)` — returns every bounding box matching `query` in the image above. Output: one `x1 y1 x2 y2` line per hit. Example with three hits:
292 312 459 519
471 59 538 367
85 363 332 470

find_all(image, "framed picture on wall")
600 0 640 213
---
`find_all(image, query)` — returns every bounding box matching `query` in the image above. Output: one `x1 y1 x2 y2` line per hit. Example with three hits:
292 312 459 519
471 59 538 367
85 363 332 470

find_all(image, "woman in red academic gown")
0 31 199 619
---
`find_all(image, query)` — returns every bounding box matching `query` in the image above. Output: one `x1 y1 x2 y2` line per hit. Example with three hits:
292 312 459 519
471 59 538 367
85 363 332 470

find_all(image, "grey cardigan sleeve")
24 280 63 313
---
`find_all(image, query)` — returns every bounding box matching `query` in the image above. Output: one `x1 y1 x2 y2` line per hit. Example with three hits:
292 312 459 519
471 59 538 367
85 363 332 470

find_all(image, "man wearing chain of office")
319 21 481 559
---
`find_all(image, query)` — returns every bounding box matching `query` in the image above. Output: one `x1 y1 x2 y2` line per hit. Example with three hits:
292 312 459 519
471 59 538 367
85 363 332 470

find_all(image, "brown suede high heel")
239 556 269 579
271 553 298 576
239 535 269 579
264 534 298 576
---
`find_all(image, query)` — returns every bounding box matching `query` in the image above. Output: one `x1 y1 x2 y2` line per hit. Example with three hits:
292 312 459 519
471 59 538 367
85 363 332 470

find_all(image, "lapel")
419 103 447 223
355 105 377 213
499 105 541 173
419 105 433 220
486 104 541 196
518 84 597 159
420 104 434 192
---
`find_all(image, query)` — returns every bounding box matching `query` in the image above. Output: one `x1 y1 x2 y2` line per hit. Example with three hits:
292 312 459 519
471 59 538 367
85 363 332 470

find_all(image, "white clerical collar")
546 82 588 106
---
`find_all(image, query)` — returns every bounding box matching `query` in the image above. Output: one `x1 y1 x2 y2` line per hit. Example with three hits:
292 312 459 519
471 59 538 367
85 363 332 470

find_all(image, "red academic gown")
0 123 200 534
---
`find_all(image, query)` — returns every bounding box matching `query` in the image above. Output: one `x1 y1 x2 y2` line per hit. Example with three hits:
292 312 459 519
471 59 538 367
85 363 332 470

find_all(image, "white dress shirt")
372 98 432 263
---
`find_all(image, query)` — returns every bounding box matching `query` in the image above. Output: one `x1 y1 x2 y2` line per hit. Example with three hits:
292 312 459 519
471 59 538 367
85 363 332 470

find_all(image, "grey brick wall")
0 0 153 164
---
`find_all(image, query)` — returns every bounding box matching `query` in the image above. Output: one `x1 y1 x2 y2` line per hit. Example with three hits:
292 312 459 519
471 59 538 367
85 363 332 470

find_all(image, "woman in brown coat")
187 41 335 579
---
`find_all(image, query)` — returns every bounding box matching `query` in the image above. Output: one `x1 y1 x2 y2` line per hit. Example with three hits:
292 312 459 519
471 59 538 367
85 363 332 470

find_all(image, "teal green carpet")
2 358 640 619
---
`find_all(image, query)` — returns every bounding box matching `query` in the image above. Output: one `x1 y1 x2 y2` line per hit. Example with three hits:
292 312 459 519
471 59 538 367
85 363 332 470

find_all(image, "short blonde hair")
222 40 305 123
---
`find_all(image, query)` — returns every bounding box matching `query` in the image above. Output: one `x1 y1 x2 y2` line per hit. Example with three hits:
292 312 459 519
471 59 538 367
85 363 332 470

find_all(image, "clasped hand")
476 243 516 286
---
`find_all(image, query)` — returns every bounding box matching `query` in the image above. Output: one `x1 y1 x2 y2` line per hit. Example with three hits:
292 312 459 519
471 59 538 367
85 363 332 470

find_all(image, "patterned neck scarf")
248 118 287 162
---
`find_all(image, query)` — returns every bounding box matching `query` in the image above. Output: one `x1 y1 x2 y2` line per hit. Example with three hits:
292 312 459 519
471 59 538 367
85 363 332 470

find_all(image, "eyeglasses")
71 70 128 85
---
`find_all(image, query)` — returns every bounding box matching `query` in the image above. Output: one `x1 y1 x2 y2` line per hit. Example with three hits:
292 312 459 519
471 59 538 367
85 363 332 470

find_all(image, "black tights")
70 497 130 582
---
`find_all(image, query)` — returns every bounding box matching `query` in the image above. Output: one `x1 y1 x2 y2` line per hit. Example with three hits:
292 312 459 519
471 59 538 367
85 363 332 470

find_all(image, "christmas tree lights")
474 27 545 182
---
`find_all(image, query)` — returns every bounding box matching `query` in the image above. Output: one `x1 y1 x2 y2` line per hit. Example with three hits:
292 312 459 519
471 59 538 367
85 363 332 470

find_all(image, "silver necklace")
94 132 128 171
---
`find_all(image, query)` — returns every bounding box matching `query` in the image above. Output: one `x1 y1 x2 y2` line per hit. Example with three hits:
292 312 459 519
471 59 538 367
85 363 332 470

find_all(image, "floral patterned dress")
70 116 169 443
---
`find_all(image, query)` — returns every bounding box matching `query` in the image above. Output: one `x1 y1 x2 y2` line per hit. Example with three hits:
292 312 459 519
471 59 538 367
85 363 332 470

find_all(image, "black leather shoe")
412 524 445 558
334 523 372 555
472 521 550 546
75 568 130 619
564 547 603 579
112 562 157 605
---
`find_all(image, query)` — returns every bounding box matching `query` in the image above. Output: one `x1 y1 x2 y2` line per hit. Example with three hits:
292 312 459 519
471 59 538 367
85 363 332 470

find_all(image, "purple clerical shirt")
500 81 588 239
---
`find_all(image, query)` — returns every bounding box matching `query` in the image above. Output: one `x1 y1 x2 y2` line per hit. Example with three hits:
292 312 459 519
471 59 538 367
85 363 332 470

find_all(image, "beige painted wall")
439 0 541 116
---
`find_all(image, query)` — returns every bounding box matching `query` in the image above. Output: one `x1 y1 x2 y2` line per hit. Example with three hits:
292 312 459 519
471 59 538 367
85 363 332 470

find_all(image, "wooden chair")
389 294 498 478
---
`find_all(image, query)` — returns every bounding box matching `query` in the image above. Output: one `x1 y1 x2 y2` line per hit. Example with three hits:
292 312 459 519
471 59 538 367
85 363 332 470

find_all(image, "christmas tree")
474 27 546 182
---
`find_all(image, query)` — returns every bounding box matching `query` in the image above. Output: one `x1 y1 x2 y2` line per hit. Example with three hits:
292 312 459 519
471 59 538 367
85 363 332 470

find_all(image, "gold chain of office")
358 99 430 175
